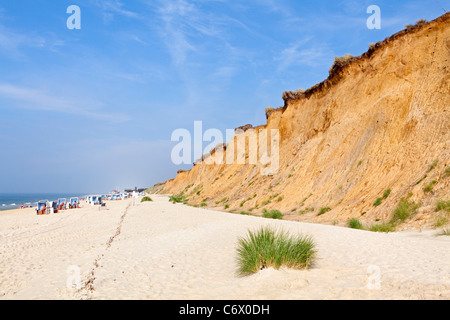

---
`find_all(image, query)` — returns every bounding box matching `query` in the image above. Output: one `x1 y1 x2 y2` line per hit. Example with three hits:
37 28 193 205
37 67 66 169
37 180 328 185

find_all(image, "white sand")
0 195 449 300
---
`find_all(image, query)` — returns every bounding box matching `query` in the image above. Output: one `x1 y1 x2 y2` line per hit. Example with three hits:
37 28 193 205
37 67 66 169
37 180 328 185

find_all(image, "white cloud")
155 0 207 66
255 0 294 18
90 0 140 22
0 22 71 59
0 24 46 57
275 39 331 71
153 0 248 67
0 84 130 123
212 66 238 79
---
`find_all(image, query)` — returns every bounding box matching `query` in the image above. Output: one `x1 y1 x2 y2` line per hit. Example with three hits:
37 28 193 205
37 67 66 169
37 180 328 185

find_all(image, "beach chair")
69 197 79 209
57 198 66 211
92 196 101 205
50 201 58 214
36 200 48 215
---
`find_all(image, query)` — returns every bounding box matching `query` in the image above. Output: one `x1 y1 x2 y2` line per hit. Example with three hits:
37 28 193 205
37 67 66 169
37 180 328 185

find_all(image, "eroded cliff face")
152 13 450 230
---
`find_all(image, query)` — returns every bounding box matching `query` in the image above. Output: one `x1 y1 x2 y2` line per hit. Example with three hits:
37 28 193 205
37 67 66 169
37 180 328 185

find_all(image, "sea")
0 193 88 211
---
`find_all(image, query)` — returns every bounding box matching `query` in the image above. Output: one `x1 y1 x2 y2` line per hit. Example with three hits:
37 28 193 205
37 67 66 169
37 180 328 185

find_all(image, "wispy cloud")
255 0 295 18
129 34 147 45
0 84 130 123
152 0 258 67
154 0 212 66
275 39 331 71
143 0 248 116
90 0 140 22
0 24 45 57
0 22 70 58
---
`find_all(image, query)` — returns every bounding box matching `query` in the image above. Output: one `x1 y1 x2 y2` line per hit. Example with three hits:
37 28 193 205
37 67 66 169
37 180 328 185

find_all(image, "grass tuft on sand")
169 193 186 204
236 227 316 276
437 228 450 236
348 218 364 230
141 196 153 202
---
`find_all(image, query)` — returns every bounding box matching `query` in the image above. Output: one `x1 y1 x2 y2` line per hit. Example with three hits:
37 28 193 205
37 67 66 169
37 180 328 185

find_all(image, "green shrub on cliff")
262 209 283 219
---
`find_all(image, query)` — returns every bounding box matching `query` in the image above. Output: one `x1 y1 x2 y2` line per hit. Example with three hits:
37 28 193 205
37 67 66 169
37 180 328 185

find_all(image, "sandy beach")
0 195 449 300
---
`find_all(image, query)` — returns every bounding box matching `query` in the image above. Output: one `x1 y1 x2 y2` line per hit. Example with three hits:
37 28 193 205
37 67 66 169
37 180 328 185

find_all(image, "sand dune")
0 195 449 300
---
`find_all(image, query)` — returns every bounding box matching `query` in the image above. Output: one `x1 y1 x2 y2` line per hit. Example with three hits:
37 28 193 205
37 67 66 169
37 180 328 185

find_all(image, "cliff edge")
150 13 450 231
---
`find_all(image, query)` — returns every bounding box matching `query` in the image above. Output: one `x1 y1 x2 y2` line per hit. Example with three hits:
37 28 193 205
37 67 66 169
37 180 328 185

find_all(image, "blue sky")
0 0 447 193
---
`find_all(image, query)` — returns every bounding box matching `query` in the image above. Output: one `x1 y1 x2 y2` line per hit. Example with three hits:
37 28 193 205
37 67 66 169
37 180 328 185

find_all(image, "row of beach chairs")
36 197 80 215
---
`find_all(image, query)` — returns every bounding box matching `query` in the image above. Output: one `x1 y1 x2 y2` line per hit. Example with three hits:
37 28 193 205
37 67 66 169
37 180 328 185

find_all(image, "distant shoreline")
0 193 89 211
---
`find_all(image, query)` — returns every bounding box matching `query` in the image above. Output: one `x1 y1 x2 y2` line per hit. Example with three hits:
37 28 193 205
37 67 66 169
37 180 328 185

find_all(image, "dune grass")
348 218 364 230
215 197 228 205
236 227 316 276
428 159 439 172
265 107 275 119
445 167 450 177
373 189 391 207
373 197 383 207
333 54 354 65
346 218 396 233
141 196 153 202
405 19 428 29
369 222 395 233
391 198 418 224
416 174 427 185
437 228 450 236
434 215 448 228
423 180 437 193
262 209 283 219
436 200 450 213
169 193 186 204
367 197 418 232
317 207 331 216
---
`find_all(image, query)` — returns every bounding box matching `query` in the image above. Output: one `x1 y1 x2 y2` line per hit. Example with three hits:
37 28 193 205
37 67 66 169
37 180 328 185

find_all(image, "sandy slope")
0 195 449 300
159 13 450 229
